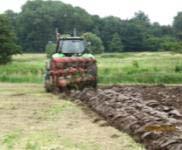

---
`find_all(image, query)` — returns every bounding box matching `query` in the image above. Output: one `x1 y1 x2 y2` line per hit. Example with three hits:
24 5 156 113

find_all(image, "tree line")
1 0 182 63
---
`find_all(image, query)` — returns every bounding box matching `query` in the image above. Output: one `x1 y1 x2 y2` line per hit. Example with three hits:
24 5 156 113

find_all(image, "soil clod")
69 85 182 150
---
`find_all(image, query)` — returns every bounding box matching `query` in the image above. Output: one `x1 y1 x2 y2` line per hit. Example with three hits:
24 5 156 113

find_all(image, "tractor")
44 33 97 92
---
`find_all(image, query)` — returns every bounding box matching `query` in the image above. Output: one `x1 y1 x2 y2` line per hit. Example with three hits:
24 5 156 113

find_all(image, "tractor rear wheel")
87 63 97 88
44 69 53 92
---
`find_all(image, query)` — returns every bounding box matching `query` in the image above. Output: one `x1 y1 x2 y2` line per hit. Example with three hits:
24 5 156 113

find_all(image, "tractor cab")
56 37 86 56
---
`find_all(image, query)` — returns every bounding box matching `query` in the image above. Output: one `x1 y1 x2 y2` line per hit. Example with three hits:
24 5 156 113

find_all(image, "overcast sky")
0 0 182 25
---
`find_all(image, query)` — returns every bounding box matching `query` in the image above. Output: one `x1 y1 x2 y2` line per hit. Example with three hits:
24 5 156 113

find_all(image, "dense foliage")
0 14 20 64
82 32 104 54
2 0 182 53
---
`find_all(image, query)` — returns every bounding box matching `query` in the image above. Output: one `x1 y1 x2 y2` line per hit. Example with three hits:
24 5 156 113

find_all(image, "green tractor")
44 34 97 92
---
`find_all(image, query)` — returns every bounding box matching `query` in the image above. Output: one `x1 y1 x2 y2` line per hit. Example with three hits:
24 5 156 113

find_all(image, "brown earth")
69 85 182 150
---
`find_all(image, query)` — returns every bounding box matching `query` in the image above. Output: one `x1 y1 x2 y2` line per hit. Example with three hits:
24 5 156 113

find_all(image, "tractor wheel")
44 69 53 92
87 63 97 88
88 63 97 76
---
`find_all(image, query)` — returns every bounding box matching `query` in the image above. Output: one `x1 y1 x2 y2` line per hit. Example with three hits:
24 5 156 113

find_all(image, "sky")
0 0 182 25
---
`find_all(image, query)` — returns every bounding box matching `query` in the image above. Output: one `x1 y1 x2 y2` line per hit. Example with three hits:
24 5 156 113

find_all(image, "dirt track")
70 85 182 150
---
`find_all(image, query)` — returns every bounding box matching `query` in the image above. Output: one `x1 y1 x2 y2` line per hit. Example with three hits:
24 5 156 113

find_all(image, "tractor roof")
60 37 84 40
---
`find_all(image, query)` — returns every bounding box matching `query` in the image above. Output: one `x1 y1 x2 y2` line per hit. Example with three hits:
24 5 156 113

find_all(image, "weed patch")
2 130 22 149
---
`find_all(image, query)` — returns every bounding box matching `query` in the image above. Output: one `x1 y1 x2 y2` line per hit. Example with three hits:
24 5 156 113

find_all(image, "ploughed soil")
69 85 182 150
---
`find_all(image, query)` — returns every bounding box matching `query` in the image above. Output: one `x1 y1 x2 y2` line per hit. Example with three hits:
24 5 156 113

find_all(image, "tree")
4 10 18 31
4 0 179 53
173 12 182 40
99 16 123 51
82 32 104 54
16 0 94 52
121 11 151 51
132 11 150 26
109 33 123 52
121 22 150 51
0 15 21 64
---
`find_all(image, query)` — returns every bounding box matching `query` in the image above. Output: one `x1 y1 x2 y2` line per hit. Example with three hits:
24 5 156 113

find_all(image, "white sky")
0 0 182 25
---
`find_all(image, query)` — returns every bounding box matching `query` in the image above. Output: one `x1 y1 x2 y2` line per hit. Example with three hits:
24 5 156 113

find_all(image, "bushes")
132 61 139 68
145 36 182 53
175 64 182 72
161 41 182 53
82 32 104 54
145 36 162 51
45 42 56 58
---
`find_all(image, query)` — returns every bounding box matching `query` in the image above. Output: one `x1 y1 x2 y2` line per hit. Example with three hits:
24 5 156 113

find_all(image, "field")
1 52 182 150
73 85 182 150
0 83 143 150
1 52 182 84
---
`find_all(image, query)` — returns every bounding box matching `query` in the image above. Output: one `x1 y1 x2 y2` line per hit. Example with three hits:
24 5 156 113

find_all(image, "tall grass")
1 52 182 84
0 54 45 83
97 52 182 84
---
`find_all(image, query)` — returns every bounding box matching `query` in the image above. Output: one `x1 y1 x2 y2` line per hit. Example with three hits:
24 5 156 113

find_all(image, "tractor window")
60 40 85 53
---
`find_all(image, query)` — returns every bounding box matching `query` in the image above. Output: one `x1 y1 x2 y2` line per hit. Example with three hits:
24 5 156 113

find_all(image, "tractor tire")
44 69 53 92
87 63 97 88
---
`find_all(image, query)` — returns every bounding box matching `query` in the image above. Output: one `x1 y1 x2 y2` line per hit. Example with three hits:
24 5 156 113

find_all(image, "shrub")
160 38 182 53
175 64 182 72
45 42 56 58
132 60 139 68
82 32 104 54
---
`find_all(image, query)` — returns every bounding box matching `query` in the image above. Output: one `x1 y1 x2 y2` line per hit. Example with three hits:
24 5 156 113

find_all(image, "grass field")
0 83 144 150
98 52 182 84
0 52 182 84
0 52 181 149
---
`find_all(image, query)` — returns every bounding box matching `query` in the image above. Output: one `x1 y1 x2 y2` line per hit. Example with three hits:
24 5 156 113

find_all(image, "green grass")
24 131 101 150
0 54 45 83
1 52 182 84
98 52 182 84
2 130 22 149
